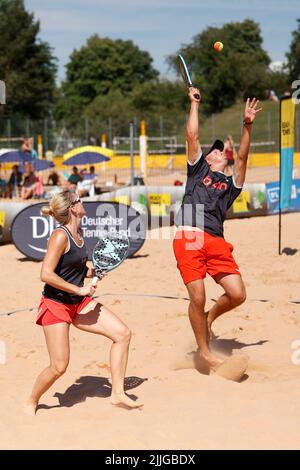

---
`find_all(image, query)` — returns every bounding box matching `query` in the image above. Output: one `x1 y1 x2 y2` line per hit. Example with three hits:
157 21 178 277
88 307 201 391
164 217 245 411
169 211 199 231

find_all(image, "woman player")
24 190 143 415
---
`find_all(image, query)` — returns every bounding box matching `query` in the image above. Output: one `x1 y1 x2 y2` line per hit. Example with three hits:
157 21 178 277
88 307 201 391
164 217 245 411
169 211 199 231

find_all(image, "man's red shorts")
36 296 94 327
173 229 241 285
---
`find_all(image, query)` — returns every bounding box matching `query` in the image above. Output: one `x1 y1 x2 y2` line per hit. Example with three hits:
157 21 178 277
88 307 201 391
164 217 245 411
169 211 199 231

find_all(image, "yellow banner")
281 98 295 149
149 193 171 206
233 191 250 213
149 193 171 216
0 210 5 227
114 195 130 206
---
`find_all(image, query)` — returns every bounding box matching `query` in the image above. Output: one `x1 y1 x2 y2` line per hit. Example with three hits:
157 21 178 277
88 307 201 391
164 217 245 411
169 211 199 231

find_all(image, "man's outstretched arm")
234 98 263 187
186 87 201 163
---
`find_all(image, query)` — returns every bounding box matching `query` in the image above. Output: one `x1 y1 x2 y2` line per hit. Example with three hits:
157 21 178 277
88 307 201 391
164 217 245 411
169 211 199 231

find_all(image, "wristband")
243 121 253 126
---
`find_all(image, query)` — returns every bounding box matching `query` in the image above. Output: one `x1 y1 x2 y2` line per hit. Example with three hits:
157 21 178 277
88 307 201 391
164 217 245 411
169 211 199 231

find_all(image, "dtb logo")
28 216 57 254
31 216 56 239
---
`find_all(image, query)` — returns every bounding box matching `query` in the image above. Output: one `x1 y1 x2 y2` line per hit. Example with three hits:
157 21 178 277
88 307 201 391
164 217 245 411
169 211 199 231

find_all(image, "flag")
280 96 295 210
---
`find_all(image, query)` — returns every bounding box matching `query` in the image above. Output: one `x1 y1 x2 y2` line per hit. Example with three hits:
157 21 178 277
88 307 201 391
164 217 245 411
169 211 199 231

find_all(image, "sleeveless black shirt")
43 226 88 304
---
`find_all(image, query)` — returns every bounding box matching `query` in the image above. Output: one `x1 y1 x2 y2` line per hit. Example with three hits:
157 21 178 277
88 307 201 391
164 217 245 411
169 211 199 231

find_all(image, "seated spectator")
0 163 6 197
85 166 98 183
47 171 60 186
68 166 82 187
77 171 95 197
0 178 6 197
7 164 23 198
77 167 99 197
21 163 37 199
35 175 44 198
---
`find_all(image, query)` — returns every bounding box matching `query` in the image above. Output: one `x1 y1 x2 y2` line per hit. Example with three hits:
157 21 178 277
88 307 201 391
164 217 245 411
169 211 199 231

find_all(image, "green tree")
0 0 57 118
267 68 289 98
168 19 270 114
286 18 300 82
130 80 186 115
59 35 159 119
84 90 134 139
130 80 187 136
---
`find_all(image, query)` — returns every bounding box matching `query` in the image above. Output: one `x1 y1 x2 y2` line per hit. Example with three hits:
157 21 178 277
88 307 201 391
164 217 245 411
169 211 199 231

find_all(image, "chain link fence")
1 106 299 186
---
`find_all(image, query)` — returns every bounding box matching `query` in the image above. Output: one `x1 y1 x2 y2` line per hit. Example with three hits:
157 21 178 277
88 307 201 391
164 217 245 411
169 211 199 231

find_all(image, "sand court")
0 212 300 449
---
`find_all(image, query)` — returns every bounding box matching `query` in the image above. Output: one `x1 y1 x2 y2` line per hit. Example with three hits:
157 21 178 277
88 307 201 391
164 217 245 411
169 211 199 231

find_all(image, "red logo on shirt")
212 181 228 190
202 176 212 186
201 176 228 191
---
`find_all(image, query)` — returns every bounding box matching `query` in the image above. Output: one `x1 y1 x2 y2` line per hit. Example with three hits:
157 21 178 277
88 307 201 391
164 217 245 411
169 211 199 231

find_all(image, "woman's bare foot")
23 399 38 416
110 392 144 410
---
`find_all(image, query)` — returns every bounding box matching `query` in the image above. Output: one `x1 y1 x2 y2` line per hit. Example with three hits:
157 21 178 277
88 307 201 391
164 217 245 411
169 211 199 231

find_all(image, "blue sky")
25 0 299 82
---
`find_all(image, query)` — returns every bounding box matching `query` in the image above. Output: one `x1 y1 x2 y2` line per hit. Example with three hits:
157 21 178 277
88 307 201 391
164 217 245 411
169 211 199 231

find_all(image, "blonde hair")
41 190 76 224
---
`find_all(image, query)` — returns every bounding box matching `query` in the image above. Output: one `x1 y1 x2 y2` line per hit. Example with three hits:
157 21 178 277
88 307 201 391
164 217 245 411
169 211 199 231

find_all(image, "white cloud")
269 61 285 72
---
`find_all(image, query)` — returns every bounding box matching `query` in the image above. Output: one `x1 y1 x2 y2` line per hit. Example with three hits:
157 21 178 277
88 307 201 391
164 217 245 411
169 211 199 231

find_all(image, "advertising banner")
280 96 295 210
11 202 146 261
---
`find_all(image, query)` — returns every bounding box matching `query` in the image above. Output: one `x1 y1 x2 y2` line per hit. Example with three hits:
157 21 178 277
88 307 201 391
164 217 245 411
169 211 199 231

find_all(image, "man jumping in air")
173 87 262 370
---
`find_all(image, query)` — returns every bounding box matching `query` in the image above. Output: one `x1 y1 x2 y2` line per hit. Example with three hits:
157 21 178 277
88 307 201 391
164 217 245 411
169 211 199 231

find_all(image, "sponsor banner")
0 210 5 242
227 183 268 218
3 180 300 253
280 96 295 210
266 179 300 213
0 202 29 243
149 193 172 217
11 202 146 261
97 184 270 220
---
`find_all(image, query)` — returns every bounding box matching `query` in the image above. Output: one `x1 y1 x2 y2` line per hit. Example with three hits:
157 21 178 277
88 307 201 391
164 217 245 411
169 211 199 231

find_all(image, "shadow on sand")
37 376 147 411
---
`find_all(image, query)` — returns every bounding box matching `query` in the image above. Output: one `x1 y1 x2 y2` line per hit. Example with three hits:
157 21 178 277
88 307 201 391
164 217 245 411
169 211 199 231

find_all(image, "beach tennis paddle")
91 232 129 285
178 54 200 100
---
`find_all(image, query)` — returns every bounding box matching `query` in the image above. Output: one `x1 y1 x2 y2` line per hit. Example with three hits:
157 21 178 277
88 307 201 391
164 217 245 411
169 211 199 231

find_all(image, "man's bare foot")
110 392 144 410
201 351 223 370
23 399 38 416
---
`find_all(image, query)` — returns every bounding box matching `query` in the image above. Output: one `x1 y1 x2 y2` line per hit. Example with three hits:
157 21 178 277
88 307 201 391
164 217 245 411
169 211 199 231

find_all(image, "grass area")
177 100 299 153
201 100 280 146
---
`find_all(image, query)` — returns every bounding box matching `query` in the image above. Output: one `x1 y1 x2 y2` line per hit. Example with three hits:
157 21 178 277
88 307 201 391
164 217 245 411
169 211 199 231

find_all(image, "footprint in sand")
213 355 248 381
98 362 111 373
16 349 36 359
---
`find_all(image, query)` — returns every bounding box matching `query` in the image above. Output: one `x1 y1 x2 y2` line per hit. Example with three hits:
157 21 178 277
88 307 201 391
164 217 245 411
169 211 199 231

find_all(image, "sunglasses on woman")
69 197 82 208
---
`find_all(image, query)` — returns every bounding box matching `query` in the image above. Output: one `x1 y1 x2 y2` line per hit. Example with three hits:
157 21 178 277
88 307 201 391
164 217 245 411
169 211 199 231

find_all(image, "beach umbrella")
0 148 18 158
19 159 54 172
63 145 113 166
0 150 33 163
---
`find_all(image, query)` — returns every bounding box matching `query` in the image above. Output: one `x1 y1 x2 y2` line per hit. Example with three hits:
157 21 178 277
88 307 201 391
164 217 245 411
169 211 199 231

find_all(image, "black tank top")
43 226 88 304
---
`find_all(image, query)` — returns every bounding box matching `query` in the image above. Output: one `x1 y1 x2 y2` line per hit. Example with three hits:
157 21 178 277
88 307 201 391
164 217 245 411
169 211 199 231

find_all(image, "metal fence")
1 110 295 154
1 108 299 187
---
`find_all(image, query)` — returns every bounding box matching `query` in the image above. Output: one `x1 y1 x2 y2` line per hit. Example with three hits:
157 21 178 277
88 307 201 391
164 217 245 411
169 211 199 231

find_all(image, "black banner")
11 202 146 261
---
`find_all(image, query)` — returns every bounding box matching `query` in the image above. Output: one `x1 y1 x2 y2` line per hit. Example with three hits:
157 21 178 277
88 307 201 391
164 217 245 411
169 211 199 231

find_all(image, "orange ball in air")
214 41 224 52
